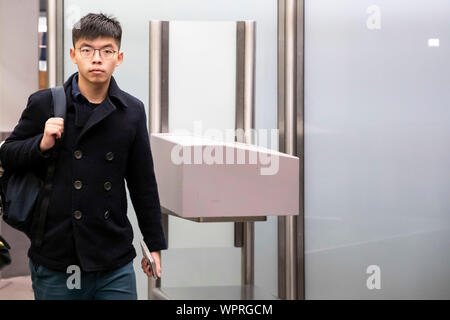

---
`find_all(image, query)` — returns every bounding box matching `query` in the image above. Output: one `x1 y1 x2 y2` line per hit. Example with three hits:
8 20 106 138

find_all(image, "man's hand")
40 117 64 152
141 251 161 278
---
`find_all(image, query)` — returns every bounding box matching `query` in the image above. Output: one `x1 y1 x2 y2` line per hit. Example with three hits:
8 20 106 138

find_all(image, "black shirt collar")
66 72 128 109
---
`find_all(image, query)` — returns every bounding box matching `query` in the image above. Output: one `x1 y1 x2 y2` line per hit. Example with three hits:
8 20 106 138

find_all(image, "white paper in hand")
140 239 158 280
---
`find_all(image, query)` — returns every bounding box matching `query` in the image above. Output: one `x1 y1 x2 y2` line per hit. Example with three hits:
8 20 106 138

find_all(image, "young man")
0 13 166 299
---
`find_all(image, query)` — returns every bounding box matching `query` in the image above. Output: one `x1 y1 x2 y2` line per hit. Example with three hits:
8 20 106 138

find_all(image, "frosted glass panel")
168 21 236 136
305 0 450 299
167 21 237 249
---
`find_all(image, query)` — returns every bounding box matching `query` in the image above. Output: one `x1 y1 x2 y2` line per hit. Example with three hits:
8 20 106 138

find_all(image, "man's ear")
69 48 77 64
116 51 124 67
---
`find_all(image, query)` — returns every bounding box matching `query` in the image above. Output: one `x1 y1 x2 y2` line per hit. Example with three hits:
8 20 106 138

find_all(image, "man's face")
70 37 123 84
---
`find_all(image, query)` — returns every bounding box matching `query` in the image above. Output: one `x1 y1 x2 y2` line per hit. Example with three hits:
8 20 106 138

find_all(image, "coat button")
104 181 112 191
74 150 83 160
73 180 83 190
105 152 114 161
73 210 82 220
104 210 110 220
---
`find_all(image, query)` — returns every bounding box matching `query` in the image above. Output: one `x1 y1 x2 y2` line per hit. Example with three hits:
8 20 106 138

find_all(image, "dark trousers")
29 259 137 300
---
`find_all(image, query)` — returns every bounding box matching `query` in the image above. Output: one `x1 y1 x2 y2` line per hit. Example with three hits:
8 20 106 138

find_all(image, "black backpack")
0 86 66 247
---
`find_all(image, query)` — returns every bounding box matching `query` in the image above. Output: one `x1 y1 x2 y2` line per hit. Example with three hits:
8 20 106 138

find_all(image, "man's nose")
92 49 102 62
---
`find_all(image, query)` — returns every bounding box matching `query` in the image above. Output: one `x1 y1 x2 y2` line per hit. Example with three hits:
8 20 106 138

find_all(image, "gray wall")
0 0 39 278
0 0 39 132
305 0 450 299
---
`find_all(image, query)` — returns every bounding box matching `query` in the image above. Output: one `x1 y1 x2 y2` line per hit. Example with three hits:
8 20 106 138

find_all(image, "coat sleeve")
125 102 167 252
0 92 52 172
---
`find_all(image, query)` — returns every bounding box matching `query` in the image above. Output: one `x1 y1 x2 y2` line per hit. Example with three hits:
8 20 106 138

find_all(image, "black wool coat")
0 72 167 272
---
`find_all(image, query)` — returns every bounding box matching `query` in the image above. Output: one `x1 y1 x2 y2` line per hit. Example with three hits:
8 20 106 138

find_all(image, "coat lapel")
75 97 116 146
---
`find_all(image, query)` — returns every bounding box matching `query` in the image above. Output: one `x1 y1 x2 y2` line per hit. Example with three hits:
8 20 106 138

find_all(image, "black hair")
72 13 122 49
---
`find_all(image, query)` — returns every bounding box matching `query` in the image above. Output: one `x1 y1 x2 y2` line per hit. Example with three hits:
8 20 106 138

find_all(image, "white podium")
150 133 299 221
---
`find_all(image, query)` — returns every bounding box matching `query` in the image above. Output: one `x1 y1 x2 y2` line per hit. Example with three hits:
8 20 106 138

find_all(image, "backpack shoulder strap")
50 86 66 119
49 86 66 143
35 86 66 247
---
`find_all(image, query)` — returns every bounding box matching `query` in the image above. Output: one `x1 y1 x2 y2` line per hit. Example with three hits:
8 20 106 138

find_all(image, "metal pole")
148 20 162 300
150 21 162 134
278 0 304 300
235 21 256 286
242 21 256 286
285 0 297 300
46 0 64 87
295 0 305 301
148 20 169 300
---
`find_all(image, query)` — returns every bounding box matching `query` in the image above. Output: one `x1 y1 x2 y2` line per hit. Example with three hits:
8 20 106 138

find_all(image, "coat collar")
63 72 127 146
63 72 128 109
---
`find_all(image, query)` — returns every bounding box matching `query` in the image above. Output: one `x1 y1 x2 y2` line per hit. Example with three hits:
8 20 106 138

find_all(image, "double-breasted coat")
0 72 167 272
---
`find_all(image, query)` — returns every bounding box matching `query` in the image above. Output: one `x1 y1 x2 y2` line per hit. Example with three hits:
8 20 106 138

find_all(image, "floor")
0 276 34 300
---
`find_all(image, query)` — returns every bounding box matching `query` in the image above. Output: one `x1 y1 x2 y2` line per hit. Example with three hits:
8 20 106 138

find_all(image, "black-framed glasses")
76 47 117 60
